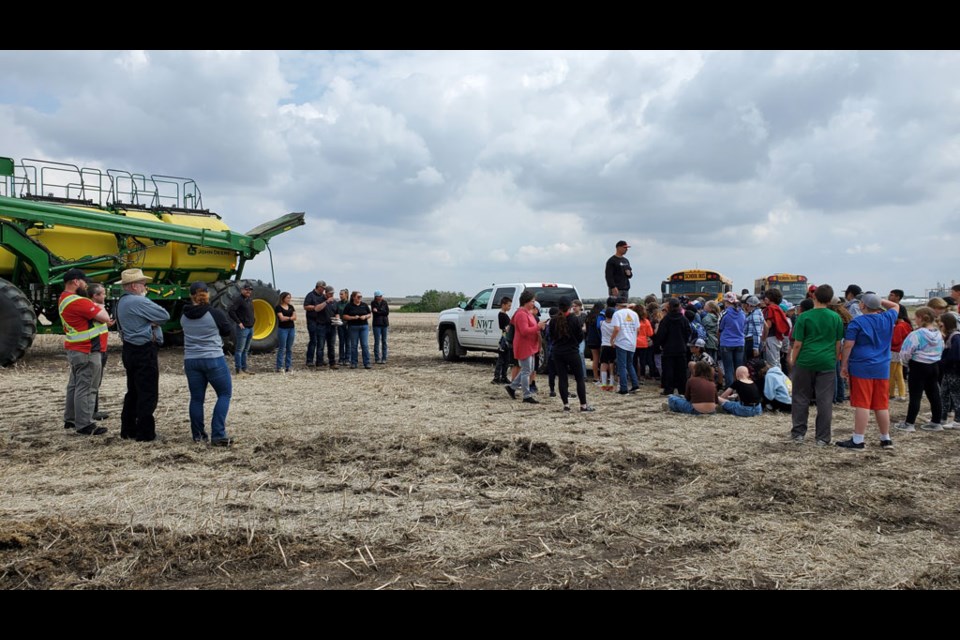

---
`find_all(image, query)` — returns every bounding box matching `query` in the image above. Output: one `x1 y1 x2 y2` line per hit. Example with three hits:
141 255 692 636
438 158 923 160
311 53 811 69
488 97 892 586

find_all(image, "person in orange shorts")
838 293 900 450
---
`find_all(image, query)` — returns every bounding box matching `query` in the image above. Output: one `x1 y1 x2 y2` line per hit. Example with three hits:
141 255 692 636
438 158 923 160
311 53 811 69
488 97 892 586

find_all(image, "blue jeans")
316 324 336 365
373 325 389 362
306 319 321 365
720 345 744 384
834 359 846 402
234 326 253 372
615 347 639 392
349 324 371 367
184 356 232 441
276 327 295 371
509 355 536 398
721 400 762 417
667 395 714 415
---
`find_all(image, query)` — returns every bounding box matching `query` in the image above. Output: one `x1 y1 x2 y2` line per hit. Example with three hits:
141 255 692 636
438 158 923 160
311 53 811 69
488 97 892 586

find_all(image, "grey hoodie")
181 303 234 360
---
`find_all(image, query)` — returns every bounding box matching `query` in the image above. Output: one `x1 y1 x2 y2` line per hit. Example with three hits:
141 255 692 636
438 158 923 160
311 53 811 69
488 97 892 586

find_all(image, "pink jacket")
511 308 540 360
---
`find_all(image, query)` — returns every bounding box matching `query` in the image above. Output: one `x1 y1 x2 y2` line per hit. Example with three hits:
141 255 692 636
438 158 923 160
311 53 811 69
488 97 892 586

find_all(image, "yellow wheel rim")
252 298 277 341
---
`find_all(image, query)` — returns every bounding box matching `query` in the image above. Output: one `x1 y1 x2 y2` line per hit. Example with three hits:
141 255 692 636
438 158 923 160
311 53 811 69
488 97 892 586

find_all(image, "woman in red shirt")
505 290 546 403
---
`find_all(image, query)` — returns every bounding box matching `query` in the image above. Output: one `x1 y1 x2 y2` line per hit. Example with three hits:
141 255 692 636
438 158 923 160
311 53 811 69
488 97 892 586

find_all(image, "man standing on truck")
605 240 633 302
59 268 113 436
115 268 171 442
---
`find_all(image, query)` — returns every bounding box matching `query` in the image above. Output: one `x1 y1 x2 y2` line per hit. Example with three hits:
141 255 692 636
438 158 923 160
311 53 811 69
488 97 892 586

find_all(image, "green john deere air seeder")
0 154 305 366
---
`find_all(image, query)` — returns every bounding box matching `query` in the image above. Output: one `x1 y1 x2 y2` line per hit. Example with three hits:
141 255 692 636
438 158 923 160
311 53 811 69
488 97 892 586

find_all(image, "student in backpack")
492 296 513 384
762 288 791 369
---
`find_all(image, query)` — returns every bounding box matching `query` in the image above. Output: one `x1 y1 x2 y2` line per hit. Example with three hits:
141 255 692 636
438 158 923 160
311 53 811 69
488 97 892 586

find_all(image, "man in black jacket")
228 282 256 375
605 240 633 302
655 298 692 396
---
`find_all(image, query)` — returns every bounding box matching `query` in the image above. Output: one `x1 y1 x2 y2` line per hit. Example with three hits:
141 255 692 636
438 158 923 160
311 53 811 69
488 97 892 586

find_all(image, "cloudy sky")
2 50 958 300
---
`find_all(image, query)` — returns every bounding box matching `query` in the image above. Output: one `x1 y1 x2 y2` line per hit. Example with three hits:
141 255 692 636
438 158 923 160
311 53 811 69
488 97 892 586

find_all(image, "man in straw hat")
115 268 170 442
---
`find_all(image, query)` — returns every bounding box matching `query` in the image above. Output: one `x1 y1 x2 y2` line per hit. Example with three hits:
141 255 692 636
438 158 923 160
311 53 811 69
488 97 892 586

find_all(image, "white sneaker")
942 421 960 430
894 422 916 432
920 422 944 432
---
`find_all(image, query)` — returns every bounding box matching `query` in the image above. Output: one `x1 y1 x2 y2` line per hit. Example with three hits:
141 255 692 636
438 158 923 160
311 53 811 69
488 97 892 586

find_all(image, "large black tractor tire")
0 278 37 367
210 279 280 355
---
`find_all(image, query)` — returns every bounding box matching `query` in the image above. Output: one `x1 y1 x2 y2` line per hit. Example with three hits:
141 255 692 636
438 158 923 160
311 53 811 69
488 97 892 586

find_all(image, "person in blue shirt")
718 292 746 389
837 293 900 450
115 268 171 442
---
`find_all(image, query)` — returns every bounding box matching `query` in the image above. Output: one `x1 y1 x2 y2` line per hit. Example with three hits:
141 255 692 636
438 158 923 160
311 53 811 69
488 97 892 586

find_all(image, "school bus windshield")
667 281 724 295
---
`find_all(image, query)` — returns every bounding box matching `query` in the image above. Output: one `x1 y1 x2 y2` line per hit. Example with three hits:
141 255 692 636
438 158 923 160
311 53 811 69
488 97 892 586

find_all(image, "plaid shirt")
744 308 765 345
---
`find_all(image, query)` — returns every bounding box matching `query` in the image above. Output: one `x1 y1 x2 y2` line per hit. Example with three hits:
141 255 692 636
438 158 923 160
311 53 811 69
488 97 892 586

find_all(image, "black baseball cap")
189 281 209 295
845 284 862 296
241 282 253 290
616 240 630 248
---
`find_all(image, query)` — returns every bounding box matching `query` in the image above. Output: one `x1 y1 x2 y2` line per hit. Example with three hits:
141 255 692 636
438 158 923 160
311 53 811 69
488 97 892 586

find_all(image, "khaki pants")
65 350 102 428
889 360 905 398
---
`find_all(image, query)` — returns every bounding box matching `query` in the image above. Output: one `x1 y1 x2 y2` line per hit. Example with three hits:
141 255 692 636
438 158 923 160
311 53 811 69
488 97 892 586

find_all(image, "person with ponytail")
275 291 297 373
180 281 236 446
895 306 944 433
549 297 595 412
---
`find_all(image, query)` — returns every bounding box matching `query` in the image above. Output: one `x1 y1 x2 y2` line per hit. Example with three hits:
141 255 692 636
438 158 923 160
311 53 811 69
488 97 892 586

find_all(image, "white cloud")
2 50 959 299
846 244 882 255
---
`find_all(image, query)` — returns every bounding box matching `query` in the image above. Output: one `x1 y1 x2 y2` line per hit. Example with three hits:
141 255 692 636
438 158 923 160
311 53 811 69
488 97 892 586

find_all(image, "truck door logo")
470 315 495 333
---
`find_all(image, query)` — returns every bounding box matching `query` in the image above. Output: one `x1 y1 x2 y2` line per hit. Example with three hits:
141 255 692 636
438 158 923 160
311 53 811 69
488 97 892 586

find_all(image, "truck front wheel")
441 327 462 362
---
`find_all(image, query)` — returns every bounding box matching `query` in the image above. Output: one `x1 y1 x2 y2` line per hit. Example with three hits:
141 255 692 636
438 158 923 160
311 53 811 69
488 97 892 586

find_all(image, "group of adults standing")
302 281 390 370
59 267 235 445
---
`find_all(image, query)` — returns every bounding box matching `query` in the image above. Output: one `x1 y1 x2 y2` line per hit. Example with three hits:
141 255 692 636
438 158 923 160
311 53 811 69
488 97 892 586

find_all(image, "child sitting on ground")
664 360 718 415
718 366 763 417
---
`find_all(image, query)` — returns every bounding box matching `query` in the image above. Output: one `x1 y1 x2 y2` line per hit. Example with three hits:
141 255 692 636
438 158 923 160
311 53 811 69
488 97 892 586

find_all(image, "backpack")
690 320 707 344
501 323 515 352
768 305 790 339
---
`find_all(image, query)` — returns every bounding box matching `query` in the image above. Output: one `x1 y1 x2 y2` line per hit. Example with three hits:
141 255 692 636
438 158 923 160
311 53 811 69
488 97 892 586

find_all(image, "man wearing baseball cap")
59 268 114 436
837 292 900 450
844 284 863 319
604 240 633 303
115 268 171 442
228 281 256 375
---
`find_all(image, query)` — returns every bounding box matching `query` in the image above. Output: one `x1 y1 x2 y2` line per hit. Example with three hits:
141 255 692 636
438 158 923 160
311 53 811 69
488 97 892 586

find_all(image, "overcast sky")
2 50 958 300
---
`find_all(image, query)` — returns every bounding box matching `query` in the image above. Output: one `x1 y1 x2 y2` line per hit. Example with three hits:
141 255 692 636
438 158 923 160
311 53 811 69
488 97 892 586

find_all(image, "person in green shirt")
787 284 844 445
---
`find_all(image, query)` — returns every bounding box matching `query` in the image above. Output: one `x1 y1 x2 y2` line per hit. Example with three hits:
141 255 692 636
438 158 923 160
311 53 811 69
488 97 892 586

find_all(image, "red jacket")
891 320 911 352
511 308 540 360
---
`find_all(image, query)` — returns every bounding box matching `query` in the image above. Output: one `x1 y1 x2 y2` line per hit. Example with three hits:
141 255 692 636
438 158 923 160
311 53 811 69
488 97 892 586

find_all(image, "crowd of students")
493 277 960 451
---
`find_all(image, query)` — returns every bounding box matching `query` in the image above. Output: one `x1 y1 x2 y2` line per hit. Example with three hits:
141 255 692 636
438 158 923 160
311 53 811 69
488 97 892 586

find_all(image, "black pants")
661 354 687 395
121 342 160 441
764 396 792 412
494 348 510 380
906 360 942 425
553 349 586 406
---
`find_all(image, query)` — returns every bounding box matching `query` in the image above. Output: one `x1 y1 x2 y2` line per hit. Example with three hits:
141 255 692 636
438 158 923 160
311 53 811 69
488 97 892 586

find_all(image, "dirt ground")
1 312 959 590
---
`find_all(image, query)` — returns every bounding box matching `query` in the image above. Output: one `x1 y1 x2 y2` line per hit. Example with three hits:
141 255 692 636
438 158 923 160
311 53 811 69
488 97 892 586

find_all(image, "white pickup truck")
436 282 582 361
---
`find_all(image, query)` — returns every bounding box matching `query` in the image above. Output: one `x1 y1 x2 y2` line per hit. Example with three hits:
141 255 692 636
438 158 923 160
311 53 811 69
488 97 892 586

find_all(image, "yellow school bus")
661 269 733 301
754 273 809 305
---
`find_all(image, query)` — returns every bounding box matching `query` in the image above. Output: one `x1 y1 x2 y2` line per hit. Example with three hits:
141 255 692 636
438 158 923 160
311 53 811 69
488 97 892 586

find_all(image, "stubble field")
1 312 959 590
